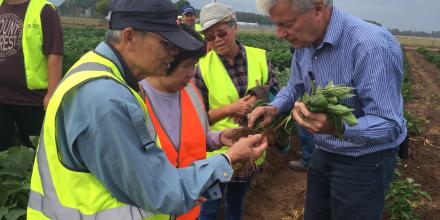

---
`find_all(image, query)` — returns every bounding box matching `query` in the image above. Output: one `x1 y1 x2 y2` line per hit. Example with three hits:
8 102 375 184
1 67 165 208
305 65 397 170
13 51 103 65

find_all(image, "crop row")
416 48 440 69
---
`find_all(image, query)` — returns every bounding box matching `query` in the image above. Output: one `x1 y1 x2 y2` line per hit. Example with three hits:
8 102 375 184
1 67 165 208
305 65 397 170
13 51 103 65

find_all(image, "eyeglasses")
205 29 229 42
144 32 176 50
183 13 195 17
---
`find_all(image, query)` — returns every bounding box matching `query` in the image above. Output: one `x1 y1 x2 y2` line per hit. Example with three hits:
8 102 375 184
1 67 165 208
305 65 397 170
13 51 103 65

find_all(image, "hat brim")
183 11 195 15
159 29 203 51
200 18 223 32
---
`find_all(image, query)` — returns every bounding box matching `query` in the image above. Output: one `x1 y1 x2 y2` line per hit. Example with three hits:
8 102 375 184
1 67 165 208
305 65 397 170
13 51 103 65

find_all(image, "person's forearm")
208 105 232 125
46 54 63 99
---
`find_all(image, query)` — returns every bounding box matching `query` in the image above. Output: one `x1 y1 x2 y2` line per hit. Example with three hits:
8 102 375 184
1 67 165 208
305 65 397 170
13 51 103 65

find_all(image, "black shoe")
288 159 308 171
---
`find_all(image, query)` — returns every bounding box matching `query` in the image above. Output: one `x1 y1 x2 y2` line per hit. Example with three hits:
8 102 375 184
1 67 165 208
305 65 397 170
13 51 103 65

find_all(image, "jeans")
304 148 398 220
199 181 250 220
296 124 315 163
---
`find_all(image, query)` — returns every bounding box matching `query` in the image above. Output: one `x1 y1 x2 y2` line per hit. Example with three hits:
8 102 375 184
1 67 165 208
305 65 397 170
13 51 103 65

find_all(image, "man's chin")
290 42 309 49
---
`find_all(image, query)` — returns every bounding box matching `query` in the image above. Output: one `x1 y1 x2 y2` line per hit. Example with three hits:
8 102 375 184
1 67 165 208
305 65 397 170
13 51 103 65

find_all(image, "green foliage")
236 12 273 25
236 33 292 86
273 67 291 87
404 110 423 134
364 20 382 26
174 0 191 11
385 170 431 220
96 0 110 17
417 47 440 69
402 54 412 101
237 33 292 71
58 0 96 17
0 146 36 220
63 28 106 74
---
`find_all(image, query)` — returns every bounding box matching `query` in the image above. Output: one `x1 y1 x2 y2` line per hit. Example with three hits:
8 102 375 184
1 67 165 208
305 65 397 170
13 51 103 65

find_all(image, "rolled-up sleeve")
342 46 405 145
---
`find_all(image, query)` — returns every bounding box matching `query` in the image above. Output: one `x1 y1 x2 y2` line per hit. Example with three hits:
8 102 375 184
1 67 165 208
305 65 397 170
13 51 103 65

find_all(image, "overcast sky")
181 0 439 32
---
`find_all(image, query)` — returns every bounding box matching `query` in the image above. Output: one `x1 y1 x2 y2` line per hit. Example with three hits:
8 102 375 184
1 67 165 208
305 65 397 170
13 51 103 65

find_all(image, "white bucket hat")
199 3 236 32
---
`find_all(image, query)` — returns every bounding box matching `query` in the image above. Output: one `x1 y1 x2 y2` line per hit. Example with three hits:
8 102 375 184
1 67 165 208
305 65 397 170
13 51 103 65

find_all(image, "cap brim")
200 19 223 32
160 29 203 51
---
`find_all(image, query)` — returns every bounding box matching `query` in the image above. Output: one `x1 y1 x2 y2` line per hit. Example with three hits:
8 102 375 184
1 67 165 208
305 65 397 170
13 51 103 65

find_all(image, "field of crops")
62 27 293 84
1 27 440 220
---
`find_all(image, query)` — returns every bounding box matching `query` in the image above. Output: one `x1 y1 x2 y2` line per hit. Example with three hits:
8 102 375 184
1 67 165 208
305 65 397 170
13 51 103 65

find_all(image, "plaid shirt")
194 42 278 182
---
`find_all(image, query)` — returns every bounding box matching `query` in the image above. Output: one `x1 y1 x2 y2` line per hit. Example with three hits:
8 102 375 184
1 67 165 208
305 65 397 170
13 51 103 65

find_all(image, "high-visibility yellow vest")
194 23 204 38
198 46 268 165
27 51 172 220
0 0 54 89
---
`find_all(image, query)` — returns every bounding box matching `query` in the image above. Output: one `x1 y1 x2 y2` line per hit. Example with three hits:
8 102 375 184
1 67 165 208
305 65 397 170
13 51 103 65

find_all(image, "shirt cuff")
270 99 287 114
203 184 223 201
205 154 233 182
342 122 364 144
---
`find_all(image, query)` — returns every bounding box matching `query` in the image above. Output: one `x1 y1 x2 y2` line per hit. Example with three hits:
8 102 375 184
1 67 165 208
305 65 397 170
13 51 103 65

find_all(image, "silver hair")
106 30 122 44
256 0 333 14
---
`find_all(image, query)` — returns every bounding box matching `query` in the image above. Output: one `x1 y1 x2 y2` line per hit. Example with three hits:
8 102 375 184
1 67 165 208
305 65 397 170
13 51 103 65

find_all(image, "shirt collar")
94 41 139 92
317 6 344 49
217 41 246 63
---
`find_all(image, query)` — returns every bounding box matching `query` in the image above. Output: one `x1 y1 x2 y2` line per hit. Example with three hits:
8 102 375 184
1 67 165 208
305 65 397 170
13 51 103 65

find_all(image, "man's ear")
120 27 138 51
313 0 325 19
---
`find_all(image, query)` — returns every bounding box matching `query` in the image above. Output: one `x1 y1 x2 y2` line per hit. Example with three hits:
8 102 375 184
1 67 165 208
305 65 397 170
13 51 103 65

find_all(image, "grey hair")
106 30 122 44
256 0 333 14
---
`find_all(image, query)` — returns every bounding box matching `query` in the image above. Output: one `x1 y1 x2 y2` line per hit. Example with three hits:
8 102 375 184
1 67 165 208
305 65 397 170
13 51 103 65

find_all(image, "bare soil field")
397 36 440 49
61 17 106 28
243 48 440 220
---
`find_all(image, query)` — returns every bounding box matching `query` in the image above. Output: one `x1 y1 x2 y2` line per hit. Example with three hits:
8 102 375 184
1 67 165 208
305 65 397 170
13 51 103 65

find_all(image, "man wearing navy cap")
26 0 268 219
182 5 203 33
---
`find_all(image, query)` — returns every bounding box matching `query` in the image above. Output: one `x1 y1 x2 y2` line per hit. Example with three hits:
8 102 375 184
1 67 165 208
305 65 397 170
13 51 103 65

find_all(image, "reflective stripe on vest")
0 0 55 89
144 81 207 220
27 55 168 219
198 46 268 164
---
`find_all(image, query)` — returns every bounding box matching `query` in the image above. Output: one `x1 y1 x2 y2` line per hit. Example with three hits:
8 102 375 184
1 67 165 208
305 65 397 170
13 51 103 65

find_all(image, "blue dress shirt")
271 7 407 156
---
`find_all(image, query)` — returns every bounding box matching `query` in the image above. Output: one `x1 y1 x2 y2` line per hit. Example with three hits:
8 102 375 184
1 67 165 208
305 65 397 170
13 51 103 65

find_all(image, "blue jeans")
296 124 315 163
199 181 250 220
304 148 398 220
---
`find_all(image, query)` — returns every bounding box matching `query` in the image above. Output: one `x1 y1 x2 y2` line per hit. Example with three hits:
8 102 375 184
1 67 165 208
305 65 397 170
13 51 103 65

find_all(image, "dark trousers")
199 181 251 220
304 148 397 220
0 103 44 150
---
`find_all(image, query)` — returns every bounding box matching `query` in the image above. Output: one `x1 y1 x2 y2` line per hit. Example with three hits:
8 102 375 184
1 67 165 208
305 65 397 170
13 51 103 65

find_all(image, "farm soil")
241 48 440 220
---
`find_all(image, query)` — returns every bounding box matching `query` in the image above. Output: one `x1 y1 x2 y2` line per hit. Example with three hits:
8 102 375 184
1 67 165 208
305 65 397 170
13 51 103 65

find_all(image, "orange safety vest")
143 81 207 220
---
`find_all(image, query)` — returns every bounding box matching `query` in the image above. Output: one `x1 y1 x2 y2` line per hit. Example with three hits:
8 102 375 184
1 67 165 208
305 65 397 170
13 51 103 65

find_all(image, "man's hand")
196 196 207 205
219 127 246 147
228 95 252 119
247 105 278 128
291 101 336 135
225 134 268 164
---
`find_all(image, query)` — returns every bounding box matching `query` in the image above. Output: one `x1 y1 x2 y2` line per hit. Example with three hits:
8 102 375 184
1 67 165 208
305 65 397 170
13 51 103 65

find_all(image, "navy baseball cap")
182 5 195 15
108 0 202 51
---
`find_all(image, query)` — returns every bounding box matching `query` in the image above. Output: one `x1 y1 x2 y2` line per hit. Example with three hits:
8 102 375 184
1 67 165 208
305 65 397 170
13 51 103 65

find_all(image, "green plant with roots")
0 146 36 220
385 170 431 220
